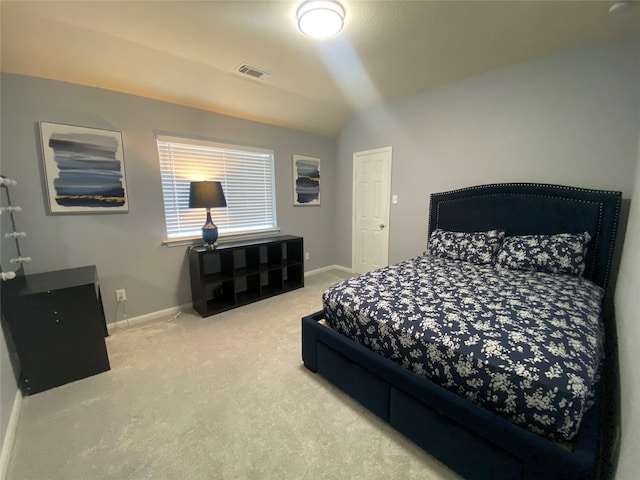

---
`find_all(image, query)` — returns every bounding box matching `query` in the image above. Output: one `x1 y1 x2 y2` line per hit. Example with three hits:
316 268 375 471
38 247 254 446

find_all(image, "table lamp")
189 181 227 247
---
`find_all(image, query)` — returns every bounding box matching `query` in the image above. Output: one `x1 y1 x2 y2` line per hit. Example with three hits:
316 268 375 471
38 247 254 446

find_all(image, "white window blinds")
157 136 277 240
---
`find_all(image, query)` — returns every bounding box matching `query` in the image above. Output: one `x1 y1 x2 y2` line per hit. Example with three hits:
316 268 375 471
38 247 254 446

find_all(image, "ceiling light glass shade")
297 0 345 39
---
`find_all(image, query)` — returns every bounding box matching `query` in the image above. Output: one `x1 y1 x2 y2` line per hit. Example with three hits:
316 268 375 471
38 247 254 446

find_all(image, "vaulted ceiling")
2 1 640 136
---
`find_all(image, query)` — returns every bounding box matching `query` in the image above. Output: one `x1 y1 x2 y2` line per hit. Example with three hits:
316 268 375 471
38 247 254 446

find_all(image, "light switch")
392 195 398 204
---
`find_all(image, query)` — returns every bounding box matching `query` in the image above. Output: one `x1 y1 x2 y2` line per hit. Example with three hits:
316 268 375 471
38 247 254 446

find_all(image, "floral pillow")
495 232 591 276
427 229 505 265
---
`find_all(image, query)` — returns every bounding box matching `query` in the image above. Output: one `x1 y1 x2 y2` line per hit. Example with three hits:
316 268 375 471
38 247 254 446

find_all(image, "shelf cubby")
189 235 304 317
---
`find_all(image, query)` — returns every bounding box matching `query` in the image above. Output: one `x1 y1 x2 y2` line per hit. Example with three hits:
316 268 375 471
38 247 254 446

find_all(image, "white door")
352 147 392 274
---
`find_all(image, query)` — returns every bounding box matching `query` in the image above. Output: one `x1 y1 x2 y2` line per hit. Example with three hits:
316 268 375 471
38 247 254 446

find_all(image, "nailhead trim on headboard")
430 182 620 197
427 183 621 292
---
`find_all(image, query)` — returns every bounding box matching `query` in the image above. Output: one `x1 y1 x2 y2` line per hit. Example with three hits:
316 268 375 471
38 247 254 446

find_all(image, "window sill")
162 228 282 248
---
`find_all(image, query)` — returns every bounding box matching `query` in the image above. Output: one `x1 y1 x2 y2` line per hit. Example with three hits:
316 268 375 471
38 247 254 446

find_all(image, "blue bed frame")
302 183 622 479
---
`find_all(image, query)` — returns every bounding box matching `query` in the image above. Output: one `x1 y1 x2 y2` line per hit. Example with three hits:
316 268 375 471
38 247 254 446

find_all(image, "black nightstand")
1 265 110 395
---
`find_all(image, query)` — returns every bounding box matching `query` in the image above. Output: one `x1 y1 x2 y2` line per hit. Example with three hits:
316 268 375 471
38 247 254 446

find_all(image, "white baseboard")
0 390 22 480
107 303 192 333
305 264 353 277
107 266 354 332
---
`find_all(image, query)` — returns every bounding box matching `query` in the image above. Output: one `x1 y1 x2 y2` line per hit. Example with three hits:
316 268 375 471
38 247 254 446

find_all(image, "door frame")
351 146 393 272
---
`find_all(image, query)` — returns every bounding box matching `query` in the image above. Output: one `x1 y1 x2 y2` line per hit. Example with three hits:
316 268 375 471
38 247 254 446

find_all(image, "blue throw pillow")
495 232 591 276
427 229 505 265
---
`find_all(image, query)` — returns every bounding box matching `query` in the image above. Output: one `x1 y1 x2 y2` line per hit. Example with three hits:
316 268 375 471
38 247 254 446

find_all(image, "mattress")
322 255 604 441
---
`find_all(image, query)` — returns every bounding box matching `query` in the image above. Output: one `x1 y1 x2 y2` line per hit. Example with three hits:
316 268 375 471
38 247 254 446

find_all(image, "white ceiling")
2 1 640 136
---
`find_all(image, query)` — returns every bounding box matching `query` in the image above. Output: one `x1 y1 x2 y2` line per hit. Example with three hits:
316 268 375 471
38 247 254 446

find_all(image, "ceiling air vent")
235 63 271 80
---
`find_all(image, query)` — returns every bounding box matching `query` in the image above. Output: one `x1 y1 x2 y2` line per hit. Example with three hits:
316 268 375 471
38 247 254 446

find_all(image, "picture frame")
39 121 129 214
292 154 320 206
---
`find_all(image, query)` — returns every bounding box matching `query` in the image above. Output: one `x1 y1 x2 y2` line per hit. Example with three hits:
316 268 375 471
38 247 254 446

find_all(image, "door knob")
379 224 385 229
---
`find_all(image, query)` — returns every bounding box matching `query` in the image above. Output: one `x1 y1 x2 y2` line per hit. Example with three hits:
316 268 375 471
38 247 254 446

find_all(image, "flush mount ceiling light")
297 0 345 39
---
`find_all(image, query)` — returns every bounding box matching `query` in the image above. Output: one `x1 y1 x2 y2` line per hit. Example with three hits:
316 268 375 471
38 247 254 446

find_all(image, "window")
157 136 277 242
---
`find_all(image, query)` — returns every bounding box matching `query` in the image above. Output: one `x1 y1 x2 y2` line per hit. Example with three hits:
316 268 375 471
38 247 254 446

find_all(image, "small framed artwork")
39 121 129 214
292 154 320 206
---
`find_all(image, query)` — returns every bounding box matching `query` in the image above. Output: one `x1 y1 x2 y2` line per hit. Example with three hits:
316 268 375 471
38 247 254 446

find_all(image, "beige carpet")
6 270 460 480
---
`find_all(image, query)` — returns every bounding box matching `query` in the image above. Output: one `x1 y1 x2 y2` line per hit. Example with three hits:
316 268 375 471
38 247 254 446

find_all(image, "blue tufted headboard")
428 183 622 292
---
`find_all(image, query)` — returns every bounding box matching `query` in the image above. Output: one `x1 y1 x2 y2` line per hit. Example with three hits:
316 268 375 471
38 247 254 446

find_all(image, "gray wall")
616 127 640 480
335 33 640 479
2 34 640 477
0 326 17 462
0 76 20 465
0 74 337 325
0 74 337 452
335 34 640 267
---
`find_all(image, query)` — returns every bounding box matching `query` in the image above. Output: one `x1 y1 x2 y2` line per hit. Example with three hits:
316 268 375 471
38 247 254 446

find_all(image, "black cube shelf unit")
189 235 304 317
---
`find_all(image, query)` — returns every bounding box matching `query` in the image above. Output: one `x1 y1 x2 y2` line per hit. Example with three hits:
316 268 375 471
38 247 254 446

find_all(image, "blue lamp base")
202 209 219 248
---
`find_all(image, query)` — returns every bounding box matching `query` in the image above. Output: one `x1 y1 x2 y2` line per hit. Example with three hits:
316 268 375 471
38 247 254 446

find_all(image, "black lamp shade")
189 181 227 208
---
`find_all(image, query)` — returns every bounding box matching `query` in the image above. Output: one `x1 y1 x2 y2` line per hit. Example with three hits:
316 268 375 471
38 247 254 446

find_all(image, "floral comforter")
322 255 604 441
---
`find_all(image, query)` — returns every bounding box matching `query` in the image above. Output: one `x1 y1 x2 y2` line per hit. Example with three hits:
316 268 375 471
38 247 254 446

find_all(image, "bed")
302 183 622 480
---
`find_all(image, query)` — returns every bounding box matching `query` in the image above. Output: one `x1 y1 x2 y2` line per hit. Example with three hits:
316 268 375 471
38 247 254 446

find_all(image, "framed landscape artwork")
292 154 320 206
39 122 129 214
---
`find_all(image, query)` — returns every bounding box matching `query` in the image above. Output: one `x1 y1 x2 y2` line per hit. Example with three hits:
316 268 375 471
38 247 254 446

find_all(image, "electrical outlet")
305 252 310 260
115 289 127 302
